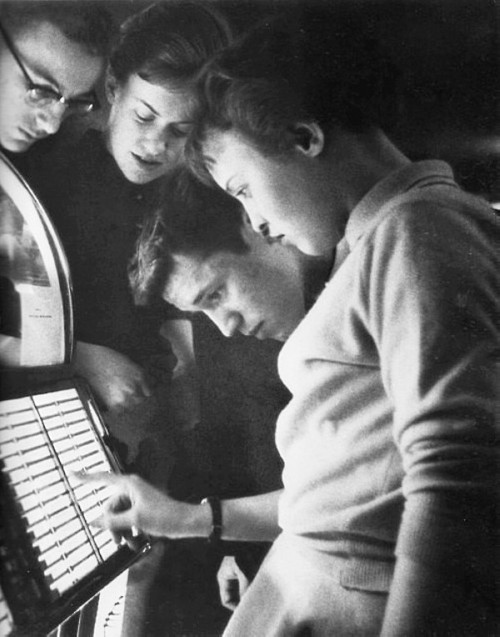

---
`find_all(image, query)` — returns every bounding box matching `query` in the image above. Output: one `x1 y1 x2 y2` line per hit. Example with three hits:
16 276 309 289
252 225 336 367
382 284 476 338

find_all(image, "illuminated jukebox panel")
0 380 149 635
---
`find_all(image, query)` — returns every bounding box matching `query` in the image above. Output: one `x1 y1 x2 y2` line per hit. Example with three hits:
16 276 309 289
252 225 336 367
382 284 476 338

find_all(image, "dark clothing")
7 129 178 483
32 129 178 359
5 129 179 364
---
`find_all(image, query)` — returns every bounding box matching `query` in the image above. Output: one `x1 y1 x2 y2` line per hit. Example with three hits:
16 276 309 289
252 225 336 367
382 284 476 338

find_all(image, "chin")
122 161 175 185
128 172 157 185
1 136 33 154
121 164 158 185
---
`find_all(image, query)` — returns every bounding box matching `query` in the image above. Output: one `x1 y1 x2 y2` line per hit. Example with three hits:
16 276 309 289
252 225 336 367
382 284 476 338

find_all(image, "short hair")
0 1 114 58
187 10 400 182
129 169 248 306
109 1 233 88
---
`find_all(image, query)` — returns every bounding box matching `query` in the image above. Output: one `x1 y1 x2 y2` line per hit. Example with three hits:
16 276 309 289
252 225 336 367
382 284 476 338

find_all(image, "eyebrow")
137 98 159 116
22 55 60 90
26 58 95 99
165 285 208 312
191 286 211 308
135 99 195 125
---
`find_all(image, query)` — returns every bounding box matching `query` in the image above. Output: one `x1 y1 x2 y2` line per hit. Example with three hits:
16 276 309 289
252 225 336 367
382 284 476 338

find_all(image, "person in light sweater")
81 12 499 636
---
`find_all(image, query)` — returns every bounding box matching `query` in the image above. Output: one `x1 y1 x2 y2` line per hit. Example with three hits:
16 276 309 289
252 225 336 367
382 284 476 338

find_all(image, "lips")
19 128 44 142
131 152 162 168
266 234 285 245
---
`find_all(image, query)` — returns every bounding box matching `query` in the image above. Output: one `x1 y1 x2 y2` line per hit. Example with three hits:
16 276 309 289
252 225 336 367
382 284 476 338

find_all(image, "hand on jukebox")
73 343 153 412
75 472 198 543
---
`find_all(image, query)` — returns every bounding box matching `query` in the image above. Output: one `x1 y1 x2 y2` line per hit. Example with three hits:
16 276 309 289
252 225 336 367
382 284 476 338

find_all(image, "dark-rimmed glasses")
0 21 100 114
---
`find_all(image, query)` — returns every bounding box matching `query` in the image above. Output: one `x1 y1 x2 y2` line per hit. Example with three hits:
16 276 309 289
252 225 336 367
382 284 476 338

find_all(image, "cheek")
259 182 295 226
0 85 27 120
166 137 188 160
109 112 137 150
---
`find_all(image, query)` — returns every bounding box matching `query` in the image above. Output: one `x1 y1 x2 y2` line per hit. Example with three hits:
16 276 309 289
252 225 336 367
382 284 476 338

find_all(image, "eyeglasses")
0 21 100 114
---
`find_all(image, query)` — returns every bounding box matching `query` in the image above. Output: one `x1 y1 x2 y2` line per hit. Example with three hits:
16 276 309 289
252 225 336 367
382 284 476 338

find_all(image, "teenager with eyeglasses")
0 1 111 154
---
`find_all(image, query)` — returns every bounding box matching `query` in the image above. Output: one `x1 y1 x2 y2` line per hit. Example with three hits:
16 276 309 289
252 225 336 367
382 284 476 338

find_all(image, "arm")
367 201 498 635
160 319 201 431
77 471 282 543
381 556 467 636
73 341 153 411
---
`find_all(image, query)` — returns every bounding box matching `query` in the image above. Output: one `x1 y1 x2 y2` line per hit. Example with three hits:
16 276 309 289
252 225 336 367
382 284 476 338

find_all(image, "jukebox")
0 152 150 637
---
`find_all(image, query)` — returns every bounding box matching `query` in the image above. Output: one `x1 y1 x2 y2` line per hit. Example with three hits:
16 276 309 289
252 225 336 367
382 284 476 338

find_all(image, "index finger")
71 471 122 487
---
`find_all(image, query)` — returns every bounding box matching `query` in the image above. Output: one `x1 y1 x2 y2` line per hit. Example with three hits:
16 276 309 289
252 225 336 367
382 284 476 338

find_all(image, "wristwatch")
201 496 222 545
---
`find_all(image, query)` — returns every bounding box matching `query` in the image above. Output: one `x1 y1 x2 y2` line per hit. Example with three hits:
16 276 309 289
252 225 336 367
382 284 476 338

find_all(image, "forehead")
163 250 249 311
163 252 222 310
13 21 104 92
204 129 258 168
203 129 283 193
120 74 197 118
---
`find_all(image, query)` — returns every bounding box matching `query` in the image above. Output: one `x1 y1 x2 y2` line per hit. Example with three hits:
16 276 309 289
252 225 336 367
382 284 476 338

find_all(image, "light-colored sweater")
276 161 499 588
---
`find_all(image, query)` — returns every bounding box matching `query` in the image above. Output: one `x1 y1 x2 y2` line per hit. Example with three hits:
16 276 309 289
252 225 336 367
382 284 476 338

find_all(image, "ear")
104 67 120 105
292 122 325 158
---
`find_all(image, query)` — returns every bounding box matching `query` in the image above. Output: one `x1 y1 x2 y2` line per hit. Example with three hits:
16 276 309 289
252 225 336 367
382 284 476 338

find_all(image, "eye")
234 186 248 199
169 124 190 139
135 111 154 123
205 287 223 308
28 85 60 101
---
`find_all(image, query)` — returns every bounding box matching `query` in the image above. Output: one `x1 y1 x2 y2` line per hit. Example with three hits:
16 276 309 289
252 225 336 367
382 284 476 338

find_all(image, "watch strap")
201 496 222 545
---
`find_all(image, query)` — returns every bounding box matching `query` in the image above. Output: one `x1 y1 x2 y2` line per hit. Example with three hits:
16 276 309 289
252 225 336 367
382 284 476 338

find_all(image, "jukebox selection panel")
0 386 123 631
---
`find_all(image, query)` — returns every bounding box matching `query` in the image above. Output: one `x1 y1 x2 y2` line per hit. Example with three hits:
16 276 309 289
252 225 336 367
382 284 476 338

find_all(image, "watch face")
0 152 73 368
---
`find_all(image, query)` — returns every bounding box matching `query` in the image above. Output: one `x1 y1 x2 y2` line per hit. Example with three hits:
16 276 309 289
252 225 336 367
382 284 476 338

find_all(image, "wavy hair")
129 169 248 306
186 10 401 183
0 1 114 57
109 1 232 88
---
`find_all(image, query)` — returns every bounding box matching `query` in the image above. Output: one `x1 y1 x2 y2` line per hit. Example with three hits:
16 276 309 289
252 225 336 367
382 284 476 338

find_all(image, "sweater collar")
343 160 454 250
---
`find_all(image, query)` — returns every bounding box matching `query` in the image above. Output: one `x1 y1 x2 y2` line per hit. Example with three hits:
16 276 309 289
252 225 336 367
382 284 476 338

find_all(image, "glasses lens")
68 101 95 115
26 86 59 107
26 88 97 114
79 94 100 114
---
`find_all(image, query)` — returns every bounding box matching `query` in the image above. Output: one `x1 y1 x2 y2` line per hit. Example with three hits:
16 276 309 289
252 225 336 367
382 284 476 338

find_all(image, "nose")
142 132 168 157
143 125 183 158
34 103 67 136
207 309 241 338
245 208 268 237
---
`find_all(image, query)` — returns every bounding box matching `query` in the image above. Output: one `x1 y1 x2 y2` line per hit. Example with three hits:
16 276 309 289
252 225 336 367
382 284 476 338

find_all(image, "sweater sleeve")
363 193 499 577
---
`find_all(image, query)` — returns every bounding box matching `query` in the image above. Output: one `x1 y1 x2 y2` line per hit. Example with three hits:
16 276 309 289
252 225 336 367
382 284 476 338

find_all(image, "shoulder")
365 184 498 260
355 185 499 306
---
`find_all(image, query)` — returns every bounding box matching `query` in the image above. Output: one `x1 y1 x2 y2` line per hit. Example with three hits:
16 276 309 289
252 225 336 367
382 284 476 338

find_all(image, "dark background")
87 0 499 202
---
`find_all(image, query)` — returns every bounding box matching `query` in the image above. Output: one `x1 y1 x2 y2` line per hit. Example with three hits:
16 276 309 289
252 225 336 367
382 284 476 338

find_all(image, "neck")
326 126 410 213
302 251 334 310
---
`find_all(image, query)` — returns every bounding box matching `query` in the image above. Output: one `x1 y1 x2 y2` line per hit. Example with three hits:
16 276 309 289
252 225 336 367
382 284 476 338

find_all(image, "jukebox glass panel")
0 152 73 367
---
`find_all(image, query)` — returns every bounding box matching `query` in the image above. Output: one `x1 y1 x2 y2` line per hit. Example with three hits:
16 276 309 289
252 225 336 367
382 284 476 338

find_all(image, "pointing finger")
71 471 121 487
